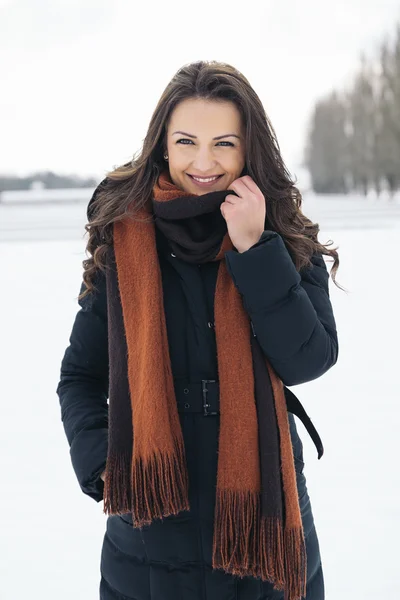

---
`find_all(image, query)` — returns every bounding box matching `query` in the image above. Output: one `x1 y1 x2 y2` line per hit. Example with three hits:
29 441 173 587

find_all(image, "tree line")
0 171 97 192
305 23 400 195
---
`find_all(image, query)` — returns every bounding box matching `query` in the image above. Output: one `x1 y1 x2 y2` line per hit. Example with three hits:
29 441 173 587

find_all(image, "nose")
191 146 218 171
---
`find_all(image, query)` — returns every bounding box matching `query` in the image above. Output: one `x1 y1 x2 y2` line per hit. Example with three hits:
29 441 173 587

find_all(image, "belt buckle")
202 379 218 416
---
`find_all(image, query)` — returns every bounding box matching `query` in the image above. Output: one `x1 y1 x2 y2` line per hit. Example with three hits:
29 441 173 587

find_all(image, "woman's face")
164 98 246 195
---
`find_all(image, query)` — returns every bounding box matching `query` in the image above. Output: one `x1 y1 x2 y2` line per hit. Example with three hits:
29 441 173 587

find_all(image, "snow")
0 197 399 599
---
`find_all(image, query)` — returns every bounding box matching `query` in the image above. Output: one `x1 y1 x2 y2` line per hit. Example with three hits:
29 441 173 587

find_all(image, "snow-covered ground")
1 198 399 599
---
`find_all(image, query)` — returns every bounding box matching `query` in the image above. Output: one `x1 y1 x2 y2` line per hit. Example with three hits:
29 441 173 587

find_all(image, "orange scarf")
102 170 306 600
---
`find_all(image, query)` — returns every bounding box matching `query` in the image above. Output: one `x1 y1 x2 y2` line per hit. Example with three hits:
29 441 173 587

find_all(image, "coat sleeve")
56 269 109 502
224 231 339 386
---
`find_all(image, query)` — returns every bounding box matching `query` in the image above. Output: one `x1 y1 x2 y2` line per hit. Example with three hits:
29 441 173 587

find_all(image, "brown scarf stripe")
251 334 283 517
103 246 134 513
102 170 307 600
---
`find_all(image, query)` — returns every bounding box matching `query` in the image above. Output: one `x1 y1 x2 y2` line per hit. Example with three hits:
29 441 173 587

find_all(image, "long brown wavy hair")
80 60 341 300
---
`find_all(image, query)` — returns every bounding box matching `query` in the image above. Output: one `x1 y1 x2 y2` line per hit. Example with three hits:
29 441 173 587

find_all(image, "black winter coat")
56 226 338 600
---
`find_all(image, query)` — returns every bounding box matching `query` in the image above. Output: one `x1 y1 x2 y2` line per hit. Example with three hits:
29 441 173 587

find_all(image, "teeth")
192 175 219 183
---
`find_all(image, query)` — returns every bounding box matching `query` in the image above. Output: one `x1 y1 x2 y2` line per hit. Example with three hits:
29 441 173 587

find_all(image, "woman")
56 60 340 600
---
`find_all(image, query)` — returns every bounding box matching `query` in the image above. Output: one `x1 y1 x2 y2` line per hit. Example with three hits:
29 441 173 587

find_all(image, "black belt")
175 380 220 416
174 380 324 458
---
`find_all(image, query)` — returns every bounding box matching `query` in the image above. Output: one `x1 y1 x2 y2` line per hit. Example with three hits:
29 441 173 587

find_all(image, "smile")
188 174 223 185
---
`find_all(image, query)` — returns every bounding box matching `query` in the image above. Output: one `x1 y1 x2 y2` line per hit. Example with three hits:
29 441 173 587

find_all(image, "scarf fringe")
131 437 190 527
103 440 190 527
103 451 133 516
212 489 306 600
283 528 307 600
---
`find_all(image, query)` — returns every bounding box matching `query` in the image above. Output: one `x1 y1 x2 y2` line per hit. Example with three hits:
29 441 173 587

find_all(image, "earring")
164 153 168 160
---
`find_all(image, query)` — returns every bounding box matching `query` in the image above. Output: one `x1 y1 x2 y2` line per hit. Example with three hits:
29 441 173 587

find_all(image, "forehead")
168 98 242 133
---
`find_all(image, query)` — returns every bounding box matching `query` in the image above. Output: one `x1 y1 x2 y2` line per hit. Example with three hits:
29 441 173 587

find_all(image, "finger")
224 193 239 205
220 201 234 218
240 175 261 195
227 179 247 197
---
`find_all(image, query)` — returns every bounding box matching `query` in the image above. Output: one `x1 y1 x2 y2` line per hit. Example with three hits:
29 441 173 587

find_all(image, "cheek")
224 147 245 166
169 146 245 173
169 148 190 168
225 157 245 181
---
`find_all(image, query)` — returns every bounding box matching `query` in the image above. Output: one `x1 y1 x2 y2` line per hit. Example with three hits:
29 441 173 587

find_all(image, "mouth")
187 174 223 187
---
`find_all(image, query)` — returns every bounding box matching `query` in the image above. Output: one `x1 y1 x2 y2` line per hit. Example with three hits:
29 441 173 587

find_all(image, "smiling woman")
165 98 246 192
56 60 340 600
80 61 340 298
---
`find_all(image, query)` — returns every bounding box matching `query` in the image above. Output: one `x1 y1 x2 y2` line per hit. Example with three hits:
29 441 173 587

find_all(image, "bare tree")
305 92 348 193
347 57 380 196
378 28 400 195
305 22 400 195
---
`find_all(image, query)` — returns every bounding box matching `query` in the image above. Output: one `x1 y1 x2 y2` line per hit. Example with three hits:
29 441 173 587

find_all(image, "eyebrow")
172 130 241 140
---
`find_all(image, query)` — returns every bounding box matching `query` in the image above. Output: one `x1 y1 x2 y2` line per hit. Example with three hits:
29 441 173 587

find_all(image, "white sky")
1 0 399 180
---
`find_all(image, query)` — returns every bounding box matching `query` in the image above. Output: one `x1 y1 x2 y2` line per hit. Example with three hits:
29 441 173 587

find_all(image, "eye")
176 138 234 146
